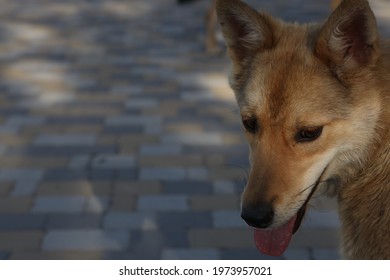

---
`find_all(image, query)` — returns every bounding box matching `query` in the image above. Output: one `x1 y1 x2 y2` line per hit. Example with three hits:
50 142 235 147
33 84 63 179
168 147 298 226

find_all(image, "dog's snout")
241 203 274 228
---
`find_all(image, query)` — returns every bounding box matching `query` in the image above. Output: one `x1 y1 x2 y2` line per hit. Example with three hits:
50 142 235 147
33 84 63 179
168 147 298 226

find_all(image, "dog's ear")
216 0 275 63
315 0 378 73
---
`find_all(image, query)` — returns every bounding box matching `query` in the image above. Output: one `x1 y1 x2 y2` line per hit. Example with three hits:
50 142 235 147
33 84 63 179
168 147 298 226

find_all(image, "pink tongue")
254 214 297 257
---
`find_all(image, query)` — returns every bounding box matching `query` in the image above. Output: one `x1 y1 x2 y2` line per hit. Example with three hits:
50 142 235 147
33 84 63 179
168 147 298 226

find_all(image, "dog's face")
217 0 382 255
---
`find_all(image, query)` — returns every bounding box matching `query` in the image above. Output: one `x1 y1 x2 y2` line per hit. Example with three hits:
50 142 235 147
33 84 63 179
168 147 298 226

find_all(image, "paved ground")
0 0 389 260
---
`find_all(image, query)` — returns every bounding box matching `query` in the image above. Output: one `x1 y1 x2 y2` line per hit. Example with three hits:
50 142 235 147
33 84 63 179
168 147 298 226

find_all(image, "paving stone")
11 146 117 156
213 181 237 194
189 229 254 249
125 98 158 108
105 116 161 126
162 181 212 194
221 249 283 260
111 195 137 212
190 195 240 211
303 210 340 228
289 228 340 248
312 249 340 260
0 252 9 260
162 132 223 146
85 196 110 213
104 212 157 230
187 167 209 180
33 134 97 146
0 182 13 196
283 249 312 260
162 249 220 260
91 154 136 169
0 168 45 181
0 214 46 230
11 180 39 196
139 167 186 181
158 212 212 230
43 169 87 181
42 230 130 251
0 231 43 251
32 196 86 213
212 210 246 228
137 195 189 211
37 181 111 196
139 144 182 156
114 181 162 195
46 214 101 229
0 197 33 213
10 251 104 260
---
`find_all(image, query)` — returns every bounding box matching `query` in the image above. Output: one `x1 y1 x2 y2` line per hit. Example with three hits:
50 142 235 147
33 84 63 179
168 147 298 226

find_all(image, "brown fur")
216 0 390 259
204 0 342 54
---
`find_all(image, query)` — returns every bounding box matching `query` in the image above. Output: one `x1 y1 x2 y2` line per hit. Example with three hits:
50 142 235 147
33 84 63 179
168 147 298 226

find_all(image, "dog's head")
217 0 383 256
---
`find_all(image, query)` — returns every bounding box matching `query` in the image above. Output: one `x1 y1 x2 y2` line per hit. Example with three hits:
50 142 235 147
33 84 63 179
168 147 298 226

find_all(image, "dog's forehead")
241 54 349 127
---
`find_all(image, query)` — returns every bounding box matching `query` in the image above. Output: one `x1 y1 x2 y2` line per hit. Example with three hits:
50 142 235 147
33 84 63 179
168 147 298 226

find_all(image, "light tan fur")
216 0 390 259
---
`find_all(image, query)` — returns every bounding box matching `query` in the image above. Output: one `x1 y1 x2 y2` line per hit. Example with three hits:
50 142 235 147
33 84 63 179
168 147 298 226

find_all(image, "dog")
216 0 390 259
179 0 342 54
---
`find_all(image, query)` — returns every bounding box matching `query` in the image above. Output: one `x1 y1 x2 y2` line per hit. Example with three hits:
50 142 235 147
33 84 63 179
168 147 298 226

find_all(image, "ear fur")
216 0 276 63
315 0 379 73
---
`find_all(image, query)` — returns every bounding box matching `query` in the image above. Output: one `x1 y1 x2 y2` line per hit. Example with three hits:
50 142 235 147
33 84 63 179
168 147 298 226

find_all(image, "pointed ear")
216 0 275 63
315 0 378 73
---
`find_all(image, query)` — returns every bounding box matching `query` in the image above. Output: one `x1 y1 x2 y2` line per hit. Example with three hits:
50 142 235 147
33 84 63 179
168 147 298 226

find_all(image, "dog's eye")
242 118 258 133
296 126 323 142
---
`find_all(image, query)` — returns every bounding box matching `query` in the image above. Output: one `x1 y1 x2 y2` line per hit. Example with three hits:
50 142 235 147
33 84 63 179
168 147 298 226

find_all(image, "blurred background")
0 0 389 260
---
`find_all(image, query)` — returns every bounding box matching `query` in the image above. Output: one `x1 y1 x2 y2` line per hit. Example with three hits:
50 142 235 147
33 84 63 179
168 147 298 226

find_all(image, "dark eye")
242 118 258 133
296 126 323 142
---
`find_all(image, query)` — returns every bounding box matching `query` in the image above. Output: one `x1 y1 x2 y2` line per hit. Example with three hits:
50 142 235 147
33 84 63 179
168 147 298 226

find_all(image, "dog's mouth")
253 182 319 257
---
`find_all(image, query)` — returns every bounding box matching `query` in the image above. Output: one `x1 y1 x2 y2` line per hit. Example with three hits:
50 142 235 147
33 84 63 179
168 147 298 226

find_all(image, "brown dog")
204 0 342 53
216 0 390 259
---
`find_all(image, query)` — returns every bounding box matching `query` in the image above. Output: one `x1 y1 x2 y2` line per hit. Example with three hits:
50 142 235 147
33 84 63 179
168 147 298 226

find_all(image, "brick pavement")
0 0 389 260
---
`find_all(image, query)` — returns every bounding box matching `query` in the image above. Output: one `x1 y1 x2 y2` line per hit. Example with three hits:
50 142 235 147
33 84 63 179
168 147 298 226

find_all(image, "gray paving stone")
42 230 130 251
283 249 312 260
187 167 209 180
0 252 9 260
105 116 161 126
104 212 157 230
162 132 223 146
32 196 86 213
139 168 186 181
212 210 246 228
139 144 182 156
303 210 340 228
69 155 90 169
137 195 189 211
33 134 97 146
221 249 282 260
85 196 110 213
312 249 340 260
0 168 45 181
115 170 137 180
43 169 87 181
162 181 212 194
125 98 158 108
11 180 39 196
46 214 101 229
213 181 237 194
9 146 117 156
157 212 212 230
91 155 136 169
162 249 220 260
0 214 46 230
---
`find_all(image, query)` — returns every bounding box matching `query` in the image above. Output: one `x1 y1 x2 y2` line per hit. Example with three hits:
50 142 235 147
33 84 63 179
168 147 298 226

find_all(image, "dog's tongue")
254 214 297 256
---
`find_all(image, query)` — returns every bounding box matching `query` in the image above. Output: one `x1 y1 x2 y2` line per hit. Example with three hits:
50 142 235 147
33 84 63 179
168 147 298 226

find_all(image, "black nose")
241 203 274 228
